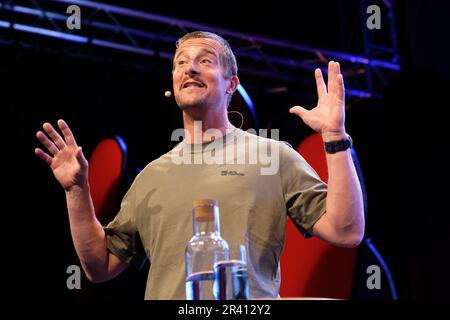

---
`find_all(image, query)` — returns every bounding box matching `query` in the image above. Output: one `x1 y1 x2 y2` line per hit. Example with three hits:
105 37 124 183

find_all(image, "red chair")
85 135 147 299
280 133 358 299
88 135 128 225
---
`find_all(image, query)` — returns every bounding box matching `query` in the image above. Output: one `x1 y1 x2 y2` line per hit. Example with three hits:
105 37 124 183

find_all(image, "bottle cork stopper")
193 199 218 207
193 199 218 222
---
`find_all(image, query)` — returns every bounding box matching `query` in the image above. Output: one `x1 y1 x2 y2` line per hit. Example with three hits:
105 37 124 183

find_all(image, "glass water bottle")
185 199 229 300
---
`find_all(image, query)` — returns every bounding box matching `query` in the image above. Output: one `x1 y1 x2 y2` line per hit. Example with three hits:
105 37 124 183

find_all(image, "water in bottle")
185 199 229 300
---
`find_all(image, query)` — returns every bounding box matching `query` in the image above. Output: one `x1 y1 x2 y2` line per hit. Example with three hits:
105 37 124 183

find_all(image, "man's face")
172 38 233 112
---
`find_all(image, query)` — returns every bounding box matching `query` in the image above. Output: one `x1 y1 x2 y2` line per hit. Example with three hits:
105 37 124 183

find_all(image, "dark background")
6 0 449 299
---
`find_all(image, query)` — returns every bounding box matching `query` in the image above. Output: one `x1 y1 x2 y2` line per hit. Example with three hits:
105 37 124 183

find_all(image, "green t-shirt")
104 128 327 299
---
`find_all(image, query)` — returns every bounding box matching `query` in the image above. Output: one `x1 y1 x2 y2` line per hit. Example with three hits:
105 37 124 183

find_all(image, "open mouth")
182 81 205 89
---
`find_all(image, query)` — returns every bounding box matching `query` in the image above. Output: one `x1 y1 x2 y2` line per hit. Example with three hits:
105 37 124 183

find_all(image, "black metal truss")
0 0 401 100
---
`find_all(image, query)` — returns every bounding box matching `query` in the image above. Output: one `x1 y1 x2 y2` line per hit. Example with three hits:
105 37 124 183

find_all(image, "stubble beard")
176 93 209 113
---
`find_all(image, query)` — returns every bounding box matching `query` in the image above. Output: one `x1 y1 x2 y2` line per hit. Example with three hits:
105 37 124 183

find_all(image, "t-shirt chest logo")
221 170 245 176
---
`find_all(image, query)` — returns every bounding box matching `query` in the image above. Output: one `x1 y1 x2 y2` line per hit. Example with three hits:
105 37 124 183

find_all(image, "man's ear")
226 75 240 94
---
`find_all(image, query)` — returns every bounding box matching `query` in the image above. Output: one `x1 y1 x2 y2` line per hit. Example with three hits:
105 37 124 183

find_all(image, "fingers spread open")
335 61 341 74
327 61 335 92
289 105 308 119
43 122 66 150
75 146 88 169
58 119 77 147
328 61 343 98
336 73 345 101
315 68 327 97
35 147 53 166
36 131 59 155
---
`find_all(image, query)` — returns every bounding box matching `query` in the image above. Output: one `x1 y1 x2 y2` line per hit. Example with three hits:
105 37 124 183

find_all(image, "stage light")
13 24 88 43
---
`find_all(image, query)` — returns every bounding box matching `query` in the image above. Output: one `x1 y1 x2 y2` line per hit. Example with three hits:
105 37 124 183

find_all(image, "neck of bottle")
193 206 220 236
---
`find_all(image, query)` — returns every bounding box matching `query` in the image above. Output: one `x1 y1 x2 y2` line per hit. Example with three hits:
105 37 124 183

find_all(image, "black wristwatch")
324 135 353 154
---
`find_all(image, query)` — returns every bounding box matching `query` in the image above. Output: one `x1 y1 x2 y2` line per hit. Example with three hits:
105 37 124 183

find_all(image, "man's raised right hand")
35 119 89 192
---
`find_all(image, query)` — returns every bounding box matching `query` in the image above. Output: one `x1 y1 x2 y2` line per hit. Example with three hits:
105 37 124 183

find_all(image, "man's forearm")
325 147 365 245
65 185 109 282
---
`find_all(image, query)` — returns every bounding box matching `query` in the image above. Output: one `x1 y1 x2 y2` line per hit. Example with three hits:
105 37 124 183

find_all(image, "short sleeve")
279 142 328 238
103 180 146 265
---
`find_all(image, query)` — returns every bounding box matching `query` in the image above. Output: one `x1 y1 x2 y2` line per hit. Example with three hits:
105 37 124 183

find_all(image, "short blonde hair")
174 31 238 79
